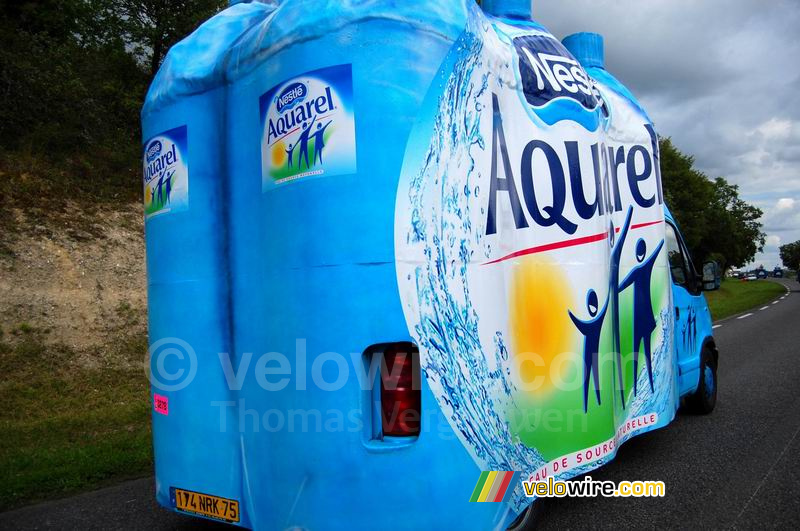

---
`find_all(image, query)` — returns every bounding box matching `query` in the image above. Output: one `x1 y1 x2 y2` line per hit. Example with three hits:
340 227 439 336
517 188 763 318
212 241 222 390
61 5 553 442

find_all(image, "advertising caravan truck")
141 0 719 528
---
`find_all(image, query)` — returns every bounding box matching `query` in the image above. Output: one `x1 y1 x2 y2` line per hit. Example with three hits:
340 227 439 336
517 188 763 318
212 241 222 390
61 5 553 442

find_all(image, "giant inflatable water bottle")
141 2 277 527
143 1 677 529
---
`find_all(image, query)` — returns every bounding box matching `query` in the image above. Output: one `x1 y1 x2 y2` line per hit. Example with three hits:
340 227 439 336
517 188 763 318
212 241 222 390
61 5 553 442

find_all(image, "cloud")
776 198 795 211
765 235 782 249
757 119 793 141
533 0 800 267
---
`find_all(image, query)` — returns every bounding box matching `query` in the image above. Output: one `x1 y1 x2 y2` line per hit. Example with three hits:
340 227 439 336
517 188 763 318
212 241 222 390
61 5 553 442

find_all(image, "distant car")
773 269 784 278
746 274 757 281
757 270 768 279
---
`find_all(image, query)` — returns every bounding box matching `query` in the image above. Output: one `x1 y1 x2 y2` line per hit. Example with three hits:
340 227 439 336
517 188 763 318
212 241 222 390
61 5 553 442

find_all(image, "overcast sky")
534 0 800 268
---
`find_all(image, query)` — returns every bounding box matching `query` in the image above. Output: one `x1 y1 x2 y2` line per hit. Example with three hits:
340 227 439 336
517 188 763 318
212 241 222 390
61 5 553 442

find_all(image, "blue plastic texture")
143 1 276 116
562 32 604 68
142 2 278 529
482 0 532 19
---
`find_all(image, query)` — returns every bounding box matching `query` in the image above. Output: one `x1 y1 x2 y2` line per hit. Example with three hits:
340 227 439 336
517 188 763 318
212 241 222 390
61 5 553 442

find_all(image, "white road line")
737 313 754 320
773 301 780 305
760 306 769 311
712 324 722 329
734 424 800 526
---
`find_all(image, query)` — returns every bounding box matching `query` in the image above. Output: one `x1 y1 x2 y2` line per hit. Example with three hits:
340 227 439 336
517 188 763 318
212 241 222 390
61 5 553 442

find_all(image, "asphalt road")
2 280 799 530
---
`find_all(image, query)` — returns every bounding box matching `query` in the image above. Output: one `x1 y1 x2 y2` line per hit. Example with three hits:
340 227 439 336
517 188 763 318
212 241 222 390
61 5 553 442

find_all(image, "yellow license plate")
172 487 240 523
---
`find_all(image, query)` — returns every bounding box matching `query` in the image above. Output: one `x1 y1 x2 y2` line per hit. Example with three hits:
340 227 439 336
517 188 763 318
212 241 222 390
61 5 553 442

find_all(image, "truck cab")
665 209 718 411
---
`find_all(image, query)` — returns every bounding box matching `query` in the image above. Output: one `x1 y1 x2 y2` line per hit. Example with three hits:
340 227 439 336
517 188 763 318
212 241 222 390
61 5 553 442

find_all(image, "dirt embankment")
0 203 147 368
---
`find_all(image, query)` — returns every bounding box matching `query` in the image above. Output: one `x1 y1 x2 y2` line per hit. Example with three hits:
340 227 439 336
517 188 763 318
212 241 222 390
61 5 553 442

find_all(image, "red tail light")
380 345 421 437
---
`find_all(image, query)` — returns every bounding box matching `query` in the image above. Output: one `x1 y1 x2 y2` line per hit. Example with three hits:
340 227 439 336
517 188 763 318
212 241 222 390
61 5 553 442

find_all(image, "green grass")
705 279 786 321
0 150 140 244
0 327 152 510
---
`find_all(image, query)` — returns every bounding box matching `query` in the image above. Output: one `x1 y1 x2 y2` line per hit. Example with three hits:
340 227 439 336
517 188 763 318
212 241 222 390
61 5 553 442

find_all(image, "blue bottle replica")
142 1 718 528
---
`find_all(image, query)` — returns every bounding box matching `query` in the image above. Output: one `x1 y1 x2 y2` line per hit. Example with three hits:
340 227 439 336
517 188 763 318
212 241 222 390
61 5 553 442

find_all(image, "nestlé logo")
513 35 603 113
276 82 307 113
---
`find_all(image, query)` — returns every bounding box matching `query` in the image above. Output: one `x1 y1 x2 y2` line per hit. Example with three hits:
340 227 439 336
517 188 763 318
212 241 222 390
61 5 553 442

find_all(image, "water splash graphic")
405 27 545 511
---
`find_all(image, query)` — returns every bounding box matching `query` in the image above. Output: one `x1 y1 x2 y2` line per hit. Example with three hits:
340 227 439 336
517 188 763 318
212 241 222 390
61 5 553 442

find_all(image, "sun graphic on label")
271 141 287 168
509 256 576 396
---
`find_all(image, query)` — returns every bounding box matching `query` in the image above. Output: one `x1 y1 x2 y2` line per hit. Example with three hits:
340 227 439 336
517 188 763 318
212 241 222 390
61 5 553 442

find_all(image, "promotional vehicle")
141 0 719 528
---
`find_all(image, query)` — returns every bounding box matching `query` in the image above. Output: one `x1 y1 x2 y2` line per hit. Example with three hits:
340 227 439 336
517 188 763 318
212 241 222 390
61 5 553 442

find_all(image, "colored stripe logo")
470 471 519 502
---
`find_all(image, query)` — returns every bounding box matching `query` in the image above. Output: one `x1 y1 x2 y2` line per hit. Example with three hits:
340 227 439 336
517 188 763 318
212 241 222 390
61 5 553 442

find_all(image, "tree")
659 138 714 256
116 0 225 76
701 178 765 269
0 0 143 156
660 138 765 269
0 0 225 204
780 241 800 271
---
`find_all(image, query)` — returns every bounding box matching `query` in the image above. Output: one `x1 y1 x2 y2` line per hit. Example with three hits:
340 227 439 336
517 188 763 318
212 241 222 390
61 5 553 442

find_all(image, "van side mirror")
702 261 720 291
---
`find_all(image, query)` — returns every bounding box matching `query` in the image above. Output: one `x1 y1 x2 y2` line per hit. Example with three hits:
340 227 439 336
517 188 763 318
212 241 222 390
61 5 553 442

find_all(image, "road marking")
712 324 722 329
737 313 754 320
773 300 780 305
734 423 800 526
760 306 769 311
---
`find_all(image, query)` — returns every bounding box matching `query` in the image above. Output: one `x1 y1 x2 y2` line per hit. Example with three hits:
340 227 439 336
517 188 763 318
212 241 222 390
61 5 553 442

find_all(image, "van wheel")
688 346 717 414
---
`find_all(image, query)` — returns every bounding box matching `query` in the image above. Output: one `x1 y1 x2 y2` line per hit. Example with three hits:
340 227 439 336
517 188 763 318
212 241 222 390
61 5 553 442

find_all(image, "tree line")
0 1 766 269
659 138 765 269
780 241 800 271
0 0 223 204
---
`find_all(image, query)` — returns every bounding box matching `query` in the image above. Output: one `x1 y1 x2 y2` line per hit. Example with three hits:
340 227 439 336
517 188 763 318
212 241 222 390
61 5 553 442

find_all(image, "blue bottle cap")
562 32 605 69
481 0 532 20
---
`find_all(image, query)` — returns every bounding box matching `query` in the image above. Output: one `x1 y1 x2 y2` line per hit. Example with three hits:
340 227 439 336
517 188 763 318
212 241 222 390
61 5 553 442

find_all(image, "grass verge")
0 327 152 510
705 279 786 321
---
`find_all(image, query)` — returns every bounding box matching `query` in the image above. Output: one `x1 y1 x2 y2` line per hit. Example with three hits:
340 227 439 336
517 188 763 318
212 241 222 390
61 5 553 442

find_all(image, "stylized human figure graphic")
687 308 697 350
150 187 155 206
569 289 609 413
619 237 665 394
285 143 296 169
164 170 173 205
156 175 165 207
609 206 634 407
297 116 317 170
312 120 333 164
